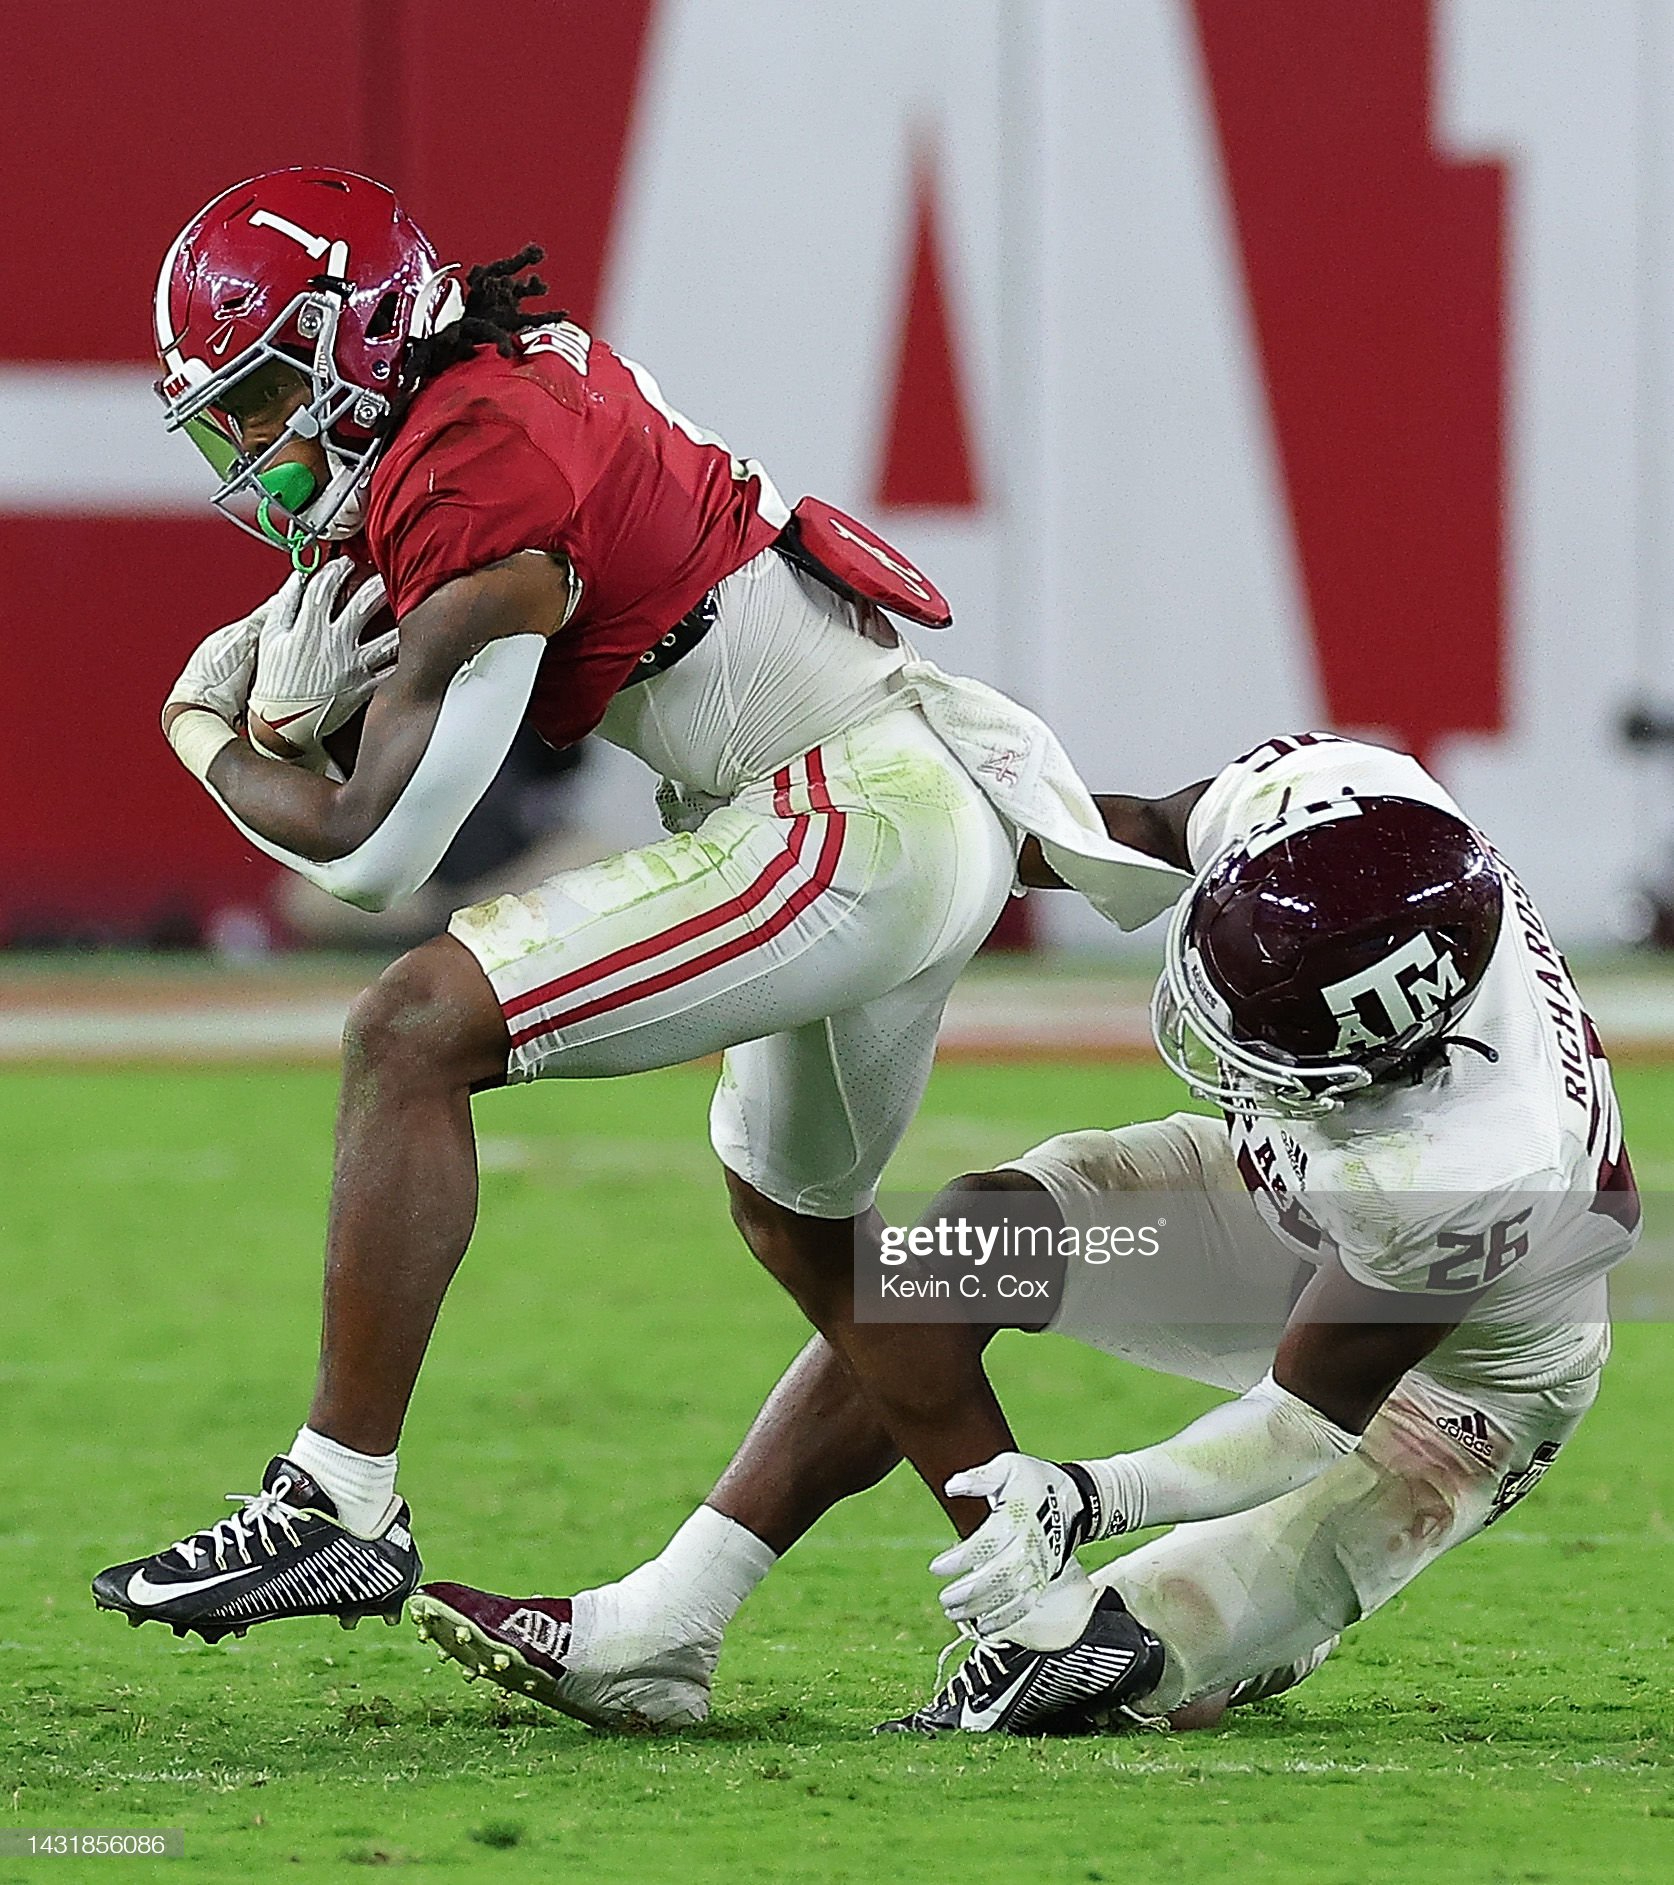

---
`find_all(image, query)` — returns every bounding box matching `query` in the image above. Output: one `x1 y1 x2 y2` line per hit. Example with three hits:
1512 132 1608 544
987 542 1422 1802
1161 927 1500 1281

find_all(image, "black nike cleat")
876 1590 1165 1735
93 1456 420 1644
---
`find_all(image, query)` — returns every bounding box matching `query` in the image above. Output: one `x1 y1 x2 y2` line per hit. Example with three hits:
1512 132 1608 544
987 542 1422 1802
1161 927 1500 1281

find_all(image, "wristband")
1057 1458 1104 1546
166 708 237 784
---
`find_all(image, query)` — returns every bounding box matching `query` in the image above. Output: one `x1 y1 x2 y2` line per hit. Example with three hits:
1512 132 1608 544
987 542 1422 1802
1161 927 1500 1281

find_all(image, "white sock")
570 1506 777 1673
288 1426 398 1537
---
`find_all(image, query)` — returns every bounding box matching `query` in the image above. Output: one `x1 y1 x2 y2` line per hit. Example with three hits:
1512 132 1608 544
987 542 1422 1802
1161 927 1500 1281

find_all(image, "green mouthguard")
257 460 318 512
255 462 324 572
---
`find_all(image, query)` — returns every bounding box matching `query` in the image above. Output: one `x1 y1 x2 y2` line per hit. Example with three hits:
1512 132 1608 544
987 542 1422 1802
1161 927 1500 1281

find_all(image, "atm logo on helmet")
1320 932 1466 1052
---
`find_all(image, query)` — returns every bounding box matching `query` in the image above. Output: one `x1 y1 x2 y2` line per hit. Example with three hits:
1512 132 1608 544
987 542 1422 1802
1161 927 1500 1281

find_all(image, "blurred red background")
0 0 654 938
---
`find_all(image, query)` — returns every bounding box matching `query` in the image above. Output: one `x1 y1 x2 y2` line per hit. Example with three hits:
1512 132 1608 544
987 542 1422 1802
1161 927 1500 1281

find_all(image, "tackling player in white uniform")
414 734 1638 1734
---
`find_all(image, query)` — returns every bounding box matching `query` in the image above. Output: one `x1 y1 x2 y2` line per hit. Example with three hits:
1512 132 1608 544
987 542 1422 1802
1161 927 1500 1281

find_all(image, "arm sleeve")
209 633 545 913
1075 1371 1360 1537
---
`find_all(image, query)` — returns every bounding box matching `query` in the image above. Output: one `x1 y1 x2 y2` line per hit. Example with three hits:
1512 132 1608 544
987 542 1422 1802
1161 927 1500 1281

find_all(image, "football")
248 699 371 775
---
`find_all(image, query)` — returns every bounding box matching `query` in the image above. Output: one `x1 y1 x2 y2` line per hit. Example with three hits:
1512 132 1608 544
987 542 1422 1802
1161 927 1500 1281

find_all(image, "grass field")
4 1057 1672 1882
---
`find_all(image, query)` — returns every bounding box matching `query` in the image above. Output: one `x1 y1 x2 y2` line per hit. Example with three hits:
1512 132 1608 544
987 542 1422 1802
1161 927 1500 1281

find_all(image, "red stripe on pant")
509 808 847 1051
505 759 848 1053
503 758 805 1027
804 743 836 815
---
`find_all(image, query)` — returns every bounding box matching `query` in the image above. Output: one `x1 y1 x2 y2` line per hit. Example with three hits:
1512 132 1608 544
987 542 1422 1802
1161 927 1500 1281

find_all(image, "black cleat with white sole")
876 1590 1165 1736
92 1456 420 1644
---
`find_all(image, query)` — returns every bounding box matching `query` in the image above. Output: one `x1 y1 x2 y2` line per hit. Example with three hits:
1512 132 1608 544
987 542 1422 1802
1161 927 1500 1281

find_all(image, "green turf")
3 1059 1672 1882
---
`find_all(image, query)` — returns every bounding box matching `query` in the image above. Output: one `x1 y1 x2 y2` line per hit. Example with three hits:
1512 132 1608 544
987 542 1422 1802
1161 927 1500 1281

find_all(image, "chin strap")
1438 1033 1499 1063
1403 1032 1499 1085
256 502 324 572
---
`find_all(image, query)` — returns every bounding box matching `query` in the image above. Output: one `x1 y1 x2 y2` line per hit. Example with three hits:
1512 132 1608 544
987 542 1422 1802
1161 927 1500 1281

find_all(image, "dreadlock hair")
399 245 565 400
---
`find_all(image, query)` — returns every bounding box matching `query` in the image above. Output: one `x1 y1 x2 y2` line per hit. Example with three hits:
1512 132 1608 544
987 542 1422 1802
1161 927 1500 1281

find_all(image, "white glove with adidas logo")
932 1453 1100 1639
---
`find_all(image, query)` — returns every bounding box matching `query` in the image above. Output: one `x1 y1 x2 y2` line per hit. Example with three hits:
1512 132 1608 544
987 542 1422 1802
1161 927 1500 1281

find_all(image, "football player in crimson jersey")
93 166 1185 1685
413 734 1638 1736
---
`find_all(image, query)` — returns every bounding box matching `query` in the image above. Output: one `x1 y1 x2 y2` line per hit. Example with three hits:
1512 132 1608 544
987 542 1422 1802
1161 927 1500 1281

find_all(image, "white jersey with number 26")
1186 734 1637 1392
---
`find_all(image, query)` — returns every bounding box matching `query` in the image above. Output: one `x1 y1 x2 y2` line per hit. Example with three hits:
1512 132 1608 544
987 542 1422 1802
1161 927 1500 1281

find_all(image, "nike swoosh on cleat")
956 1660 1040 1732
125 1565 253 1606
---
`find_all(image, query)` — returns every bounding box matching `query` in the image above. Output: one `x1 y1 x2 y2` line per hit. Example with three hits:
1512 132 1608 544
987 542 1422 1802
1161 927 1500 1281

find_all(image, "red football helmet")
155 167 464 565
1152 792 1505 1115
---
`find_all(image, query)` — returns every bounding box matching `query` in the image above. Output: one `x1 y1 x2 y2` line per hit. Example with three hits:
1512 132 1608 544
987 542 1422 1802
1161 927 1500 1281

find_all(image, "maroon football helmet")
154 167 464 565
1152 793 1504 1115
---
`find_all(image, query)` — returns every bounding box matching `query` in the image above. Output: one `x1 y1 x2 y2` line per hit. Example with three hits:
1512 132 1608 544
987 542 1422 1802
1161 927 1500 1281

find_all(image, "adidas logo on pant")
1434 1406 1496 1465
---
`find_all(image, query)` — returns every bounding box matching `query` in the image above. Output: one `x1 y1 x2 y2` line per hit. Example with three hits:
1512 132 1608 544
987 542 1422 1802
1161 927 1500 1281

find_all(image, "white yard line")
5 965 1674 1062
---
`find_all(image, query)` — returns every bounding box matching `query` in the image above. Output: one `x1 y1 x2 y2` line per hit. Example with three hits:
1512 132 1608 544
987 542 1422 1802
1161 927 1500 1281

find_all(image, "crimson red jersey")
363 321 789 747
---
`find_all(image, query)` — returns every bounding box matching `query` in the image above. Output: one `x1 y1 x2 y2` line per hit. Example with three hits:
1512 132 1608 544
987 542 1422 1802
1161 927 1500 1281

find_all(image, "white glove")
248 559 398 773
163 579 295 726
932 1453 1097 1639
